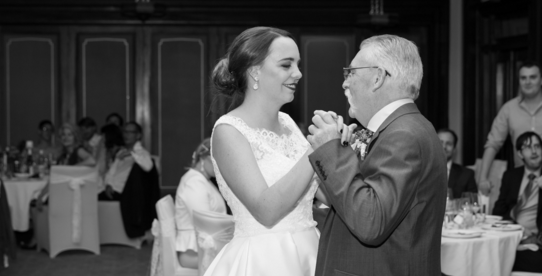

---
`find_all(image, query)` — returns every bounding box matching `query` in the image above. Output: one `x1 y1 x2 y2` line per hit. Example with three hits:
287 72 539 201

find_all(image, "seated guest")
438 128 477 198
99 122 160 239
99 124 124 177
493 131 542 272
174 138 226 269
105 112 124 127
56 123 95 166
78 117 106 175
34 120 61 159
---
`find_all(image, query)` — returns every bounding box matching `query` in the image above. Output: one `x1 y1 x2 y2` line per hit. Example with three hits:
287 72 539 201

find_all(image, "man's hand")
479 179 492 196
116 148 132 160
307 110 341 149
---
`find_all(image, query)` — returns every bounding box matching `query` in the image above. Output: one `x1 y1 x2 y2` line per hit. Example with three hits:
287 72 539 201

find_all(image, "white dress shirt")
104 141 153 193
366 98 415 132
516 168 540 234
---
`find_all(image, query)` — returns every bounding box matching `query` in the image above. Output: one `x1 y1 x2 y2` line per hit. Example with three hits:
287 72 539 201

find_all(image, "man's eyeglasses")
343 66 392 80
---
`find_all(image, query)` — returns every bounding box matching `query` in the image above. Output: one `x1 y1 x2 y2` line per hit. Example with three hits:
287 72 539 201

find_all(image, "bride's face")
256 36 302 105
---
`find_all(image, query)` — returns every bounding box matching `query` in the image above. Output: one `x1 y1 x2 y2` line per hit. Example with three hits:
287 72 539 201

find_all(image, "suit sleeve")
309 128 421 246
492 170 512 219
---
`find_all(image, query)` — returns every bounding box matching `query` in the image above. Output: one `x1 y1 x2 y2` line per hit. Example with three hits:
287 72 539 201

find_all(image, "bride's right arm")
212 124 314 228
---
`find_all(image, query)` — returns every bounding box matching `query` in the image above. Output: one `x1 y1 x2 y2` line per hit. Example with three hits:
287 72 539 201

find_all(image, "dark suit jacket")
309 103 447 276
448 163 477 199
120 160 161 238
493 166 542 229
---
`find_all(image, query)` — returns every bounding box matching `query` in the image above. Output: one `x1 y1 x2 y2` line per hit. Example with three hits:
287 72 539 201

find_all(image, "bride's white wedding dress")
205 112 319 276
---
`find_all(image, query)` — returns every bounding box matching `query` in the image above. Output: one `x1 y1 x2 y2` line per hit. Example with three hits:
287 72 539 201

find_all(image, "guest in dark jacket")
438 128 477 198
98 122 160 238
494 131 542 272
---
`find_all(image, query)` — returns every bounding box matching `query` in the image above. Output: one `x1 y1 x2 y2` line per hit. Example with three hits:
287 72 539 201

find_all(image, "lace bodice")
210 112 318 237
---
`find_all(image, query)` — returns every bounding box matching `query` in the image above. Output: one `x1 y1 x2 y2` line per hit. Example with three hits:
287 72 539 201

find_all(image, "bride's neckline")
224 113 293 139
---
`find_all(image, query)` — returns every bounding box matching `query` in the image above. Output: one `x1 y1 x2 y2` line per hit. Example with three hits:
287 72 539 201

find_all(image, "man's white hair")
360 35 423 99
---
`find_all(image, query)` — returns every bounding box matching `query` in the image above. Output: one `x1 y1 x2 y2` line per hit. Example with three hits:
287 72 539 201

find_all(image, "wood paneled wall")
0 1 450 188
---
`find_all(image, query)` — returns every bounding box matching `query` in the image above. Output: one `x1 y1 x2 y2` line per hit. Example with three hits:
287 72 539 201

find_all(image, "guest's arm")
492 171 513 219
480 106 510 195
76 147 96 166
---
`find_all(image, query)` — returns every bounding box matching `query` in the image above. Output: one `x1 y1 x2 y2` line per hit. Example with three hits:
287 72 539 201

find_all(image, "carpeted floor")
2 242 153 276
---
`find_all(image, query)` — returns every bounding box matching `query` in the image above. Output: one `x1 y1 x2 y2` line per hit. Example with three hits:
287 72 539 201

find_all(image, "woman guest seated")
175 138 226 269
56 123 96 166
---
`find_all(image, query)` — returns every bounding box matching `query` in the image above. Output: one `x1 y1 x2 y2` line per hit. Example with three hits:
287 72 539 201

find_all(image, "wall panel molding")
5 37 55 145
81 37 131 121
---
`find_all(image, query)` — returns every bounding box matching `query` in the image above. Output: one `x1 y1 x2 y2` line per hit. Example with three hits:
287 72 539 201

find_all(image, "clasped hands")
307 110 357 150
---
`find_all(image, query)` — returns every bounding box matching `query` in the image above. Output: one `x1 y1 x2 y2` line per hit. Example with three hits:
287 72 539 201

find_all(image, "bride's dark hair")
212 26 293 112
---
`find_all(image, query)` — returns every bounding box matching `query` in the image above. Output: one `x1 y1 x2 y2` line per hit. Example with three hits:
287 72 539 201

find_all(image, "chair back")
192 209 234 276
47 165 100 257
468 158 507 214
151 195 197 276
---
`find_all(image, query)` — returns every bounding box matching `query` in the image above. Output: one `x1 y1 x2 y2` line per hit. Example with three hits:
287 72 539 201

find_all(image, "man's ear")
372 68 387 92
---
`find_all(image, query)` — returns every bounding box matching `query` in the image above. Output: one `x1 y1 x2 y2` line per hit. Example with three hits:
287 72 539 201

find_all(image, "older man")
307 35 447 276
480 61 542 195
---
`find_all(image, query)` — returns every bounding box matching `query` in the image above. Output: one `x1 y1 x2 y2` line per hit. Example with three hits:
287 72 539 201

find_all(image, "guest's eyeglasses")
343 66 391 80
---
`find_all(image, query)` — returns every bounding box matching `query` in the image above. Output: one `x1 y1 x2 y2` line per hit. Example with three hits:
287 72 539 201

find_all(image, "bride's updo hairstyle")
212 26 293 111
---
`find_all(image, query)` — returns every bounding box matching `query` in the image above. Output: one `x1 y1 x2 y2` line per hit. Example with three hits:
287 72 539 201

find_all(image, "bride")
206 26 334 276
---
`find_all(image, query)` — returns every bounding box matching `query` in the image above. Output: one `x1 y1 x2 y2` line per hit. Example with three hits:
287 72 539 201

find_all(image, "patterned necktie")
511 173 537 221
351 128 375 160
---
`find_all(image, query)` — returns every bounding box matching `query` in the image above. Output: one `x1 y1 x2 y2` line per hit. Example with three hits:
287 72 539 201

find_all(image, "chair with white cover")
467 158 508 215
98 201 143 249
150 195 197 276
192 209 234 276
33 165 100 258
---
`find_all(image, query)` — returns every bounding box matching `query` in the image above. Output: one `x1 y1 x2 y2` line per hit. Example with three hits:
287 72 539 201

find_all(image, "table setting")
441 192 524 276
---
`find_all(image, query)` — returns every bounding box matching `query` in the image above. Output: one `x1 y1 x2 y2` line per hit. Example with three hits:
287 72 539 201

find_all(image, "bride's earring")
253 77 259 90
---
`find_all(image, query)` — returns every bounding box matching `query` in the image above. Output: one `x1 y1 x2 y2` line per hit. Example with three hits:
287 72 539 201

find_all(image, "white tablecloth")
441 226 523 276
3 178 47 231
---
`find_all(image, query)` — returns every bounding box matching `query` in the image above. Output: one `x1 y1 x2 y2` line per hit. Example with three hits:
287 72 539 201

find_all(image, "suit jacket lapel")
367 103 420 153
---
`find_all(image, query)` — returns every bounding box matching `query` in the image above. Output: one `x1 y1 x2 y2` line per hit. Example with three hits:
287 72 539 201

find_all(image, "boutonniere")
350 129 374 160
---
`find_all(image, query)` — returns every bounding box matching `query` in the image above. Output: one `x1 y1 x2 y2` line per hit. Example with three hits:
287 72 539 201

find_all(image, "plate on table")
481 224 523 231
484 215 503 223
14 173 31 179
442 230 483 239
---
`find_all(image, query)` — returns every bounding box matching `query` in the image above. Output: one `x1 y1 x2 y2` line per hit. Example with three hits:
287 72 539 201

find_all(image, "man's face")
81 126 96 141
342 48 377 125
39 123 54 141
519 66 542 98
438 132 456 161
518 135 542 171
123 124 141 147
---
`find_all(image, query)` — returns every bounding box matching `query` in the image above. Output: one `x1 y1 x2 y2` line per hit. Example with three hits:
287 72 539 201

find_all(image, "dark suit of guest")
493 166 542 272
309 103 448 276
448 163 477 198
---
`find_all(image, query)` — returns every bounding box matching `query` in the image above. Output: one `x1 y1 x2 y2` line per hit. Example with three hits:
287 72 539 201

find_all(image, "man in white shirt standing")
494 131 542 272
99 121 160 239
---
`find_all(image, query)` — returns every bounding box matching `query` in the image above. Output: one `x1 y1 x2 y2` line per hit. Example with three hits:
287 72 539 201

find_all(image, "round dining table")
441 225 523 276
3 177 48 231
